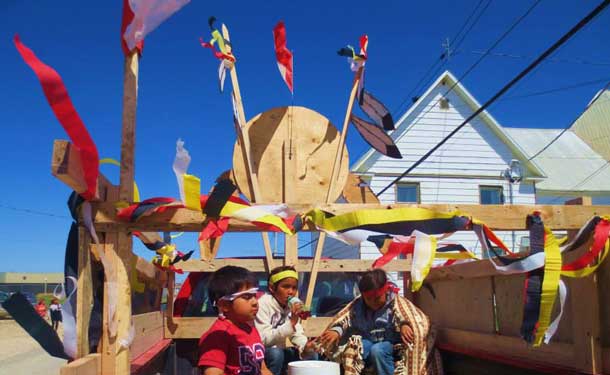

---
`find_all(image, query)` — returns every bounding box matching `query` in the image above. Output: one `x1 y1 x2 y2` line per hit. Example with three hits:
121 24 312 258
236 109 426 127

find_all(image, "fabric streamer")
122 0 190 53
200 17 235 92
14 36 99 201
172 139 192 204
273 21 294 94
2 293 69 360
61 222 79 359
410 231 438 292
183 174 201 211
350 114 401 159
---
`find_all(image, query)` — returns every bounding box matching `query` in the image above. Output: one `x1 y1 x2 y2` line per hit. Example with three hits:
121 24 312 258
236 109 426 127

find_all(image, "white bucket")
288 360 340 375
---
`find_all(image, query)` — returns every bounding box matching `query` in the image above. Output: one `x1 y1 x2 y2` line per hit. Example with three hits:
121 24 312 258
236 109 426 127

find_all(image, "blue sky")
1 1 609 273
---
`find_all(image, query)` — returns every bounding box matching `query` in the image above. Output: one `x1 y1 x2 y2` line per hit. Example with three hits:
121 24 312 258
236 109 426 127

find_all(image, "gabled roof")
505 128 610 195
351 70 546 178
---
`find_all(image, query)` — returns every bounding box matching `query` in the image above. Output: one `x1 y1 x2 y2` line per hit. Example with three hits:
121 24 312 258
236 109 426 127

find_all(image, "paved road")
0 320 66 375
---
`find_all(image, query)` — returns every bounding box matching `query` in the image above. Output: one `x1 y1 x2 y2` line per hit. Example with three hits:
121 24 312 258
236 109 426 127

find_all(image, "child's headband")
361 282 399 299
270 270 298 285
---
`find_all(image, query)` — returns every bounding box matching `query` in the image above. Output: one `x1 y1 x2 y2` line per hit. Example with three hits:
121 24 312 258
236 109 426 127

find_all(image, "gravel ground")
0 319 67 375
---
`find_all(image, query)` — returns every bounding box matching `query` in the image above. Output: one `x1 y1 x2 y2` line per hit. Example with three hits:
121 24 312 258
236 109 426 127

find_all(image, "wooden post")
76 227 93 358
305 67 363 308
101 50 138 374
565 197 603 374
221 24 275 271
284 233 298 267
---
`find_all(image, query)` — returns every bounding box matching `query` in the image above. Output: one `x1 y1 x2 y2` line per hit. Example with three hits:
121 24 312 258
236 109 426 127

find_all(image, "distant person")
35 299 47 320
318 269 442 375
198 266 272 375
49 298 62 331
255 266 317 375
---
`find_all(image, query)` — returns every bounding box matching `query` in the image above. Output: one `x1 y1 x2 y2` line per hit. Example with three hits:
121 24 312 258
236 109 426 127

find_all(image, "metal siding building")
0 272 64 294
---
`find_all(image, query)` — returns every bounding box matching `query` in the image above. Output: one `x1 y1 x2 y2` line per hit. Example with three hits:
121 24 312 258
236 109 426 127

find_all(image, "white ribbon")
172 139 191 204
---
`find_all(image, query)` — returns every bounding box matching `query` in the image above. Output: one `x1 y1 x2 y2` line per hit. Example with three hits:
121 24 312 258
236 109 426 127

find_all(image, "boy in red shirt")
199 266 273 375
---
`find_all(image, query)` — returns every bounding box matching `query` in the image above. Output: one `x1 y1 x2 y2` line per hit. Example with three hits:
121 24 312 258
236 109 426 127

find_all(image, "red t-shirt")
198 317 265 375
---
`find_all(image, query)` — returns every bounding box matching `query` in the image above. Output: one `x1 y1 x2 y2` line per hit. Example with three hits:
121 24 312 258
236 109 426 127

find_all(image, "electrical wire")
376 0 610 197
391 0 493 118
471 50 610 66
0 203 71 220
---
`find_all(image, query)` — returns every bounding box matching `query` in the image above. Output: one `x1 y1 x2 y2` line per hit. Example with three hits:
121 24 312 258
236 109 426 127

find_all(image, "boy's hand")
261 361 273 375
303 338 317 353
319 330 340 350
400 323 414 345
290 302 303 327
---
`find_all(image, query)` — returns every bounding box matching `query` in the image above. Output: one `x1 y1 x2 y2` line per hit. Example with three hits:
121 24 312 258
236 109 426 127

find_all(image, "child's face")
220 285 259 323
271 277 298 307
363 292 387 311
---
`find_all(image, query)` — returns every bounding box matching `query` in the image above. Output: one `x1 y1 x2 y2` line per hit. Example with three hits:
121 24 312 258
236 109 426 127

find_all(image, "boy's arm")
261 360 273 375
254 300 294 346
202 367 224 375
290 321 308 351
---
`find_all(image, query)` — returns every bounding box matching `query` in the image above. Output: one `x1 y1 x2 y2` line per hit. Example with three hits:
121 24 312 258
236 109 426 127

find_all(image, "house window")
480 186 504 205
396 183 420 203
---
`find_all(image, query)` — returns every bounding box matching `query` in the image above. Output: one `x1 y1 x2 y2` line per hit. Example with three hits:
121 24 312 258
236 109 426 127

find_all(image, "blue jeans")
362 340 394 375
265 347 318 375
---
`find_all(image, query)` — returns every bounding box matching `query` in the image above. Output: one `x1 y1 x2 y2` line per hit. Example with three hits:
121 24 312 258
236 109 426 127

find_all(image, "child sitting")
255 266 317 375
318 269 442 375
198 265 273 375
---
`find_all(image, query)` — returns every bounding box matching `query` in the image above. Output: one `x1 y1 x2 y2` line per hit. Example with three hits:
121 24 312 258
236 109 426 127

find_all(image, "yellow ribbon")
99 158 140 202
183 174 201 211
533 227 562 346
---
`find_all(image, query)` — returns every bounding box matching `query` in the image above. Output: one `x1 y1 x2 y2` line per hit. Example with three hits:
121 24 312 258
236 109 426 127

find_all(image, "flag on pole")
273 21 293 94
121 0 190 55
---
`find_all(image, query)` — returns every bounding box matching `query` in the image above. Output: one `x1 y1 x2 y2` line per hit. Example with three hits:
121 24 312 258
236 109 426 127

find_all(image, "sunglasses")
218 287 259 302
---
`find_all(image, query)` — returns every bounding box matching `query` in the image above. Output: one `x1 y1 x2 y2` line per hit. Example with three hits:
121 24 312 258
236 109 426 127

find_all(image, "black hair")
268 265 297 286
358 269 388 293
208 266 258 303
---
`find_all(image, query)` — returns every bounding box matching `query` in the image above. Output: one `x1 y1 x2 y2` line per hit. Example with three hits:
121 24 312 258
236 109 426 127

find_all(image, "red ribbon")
562 218 610 270
372 241 414 269
14 35 100 201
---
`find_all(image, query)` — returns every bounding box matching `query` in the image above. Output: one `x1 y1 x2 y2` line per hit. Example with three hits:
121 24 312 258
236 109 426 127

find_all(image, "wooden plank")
342 173 379 204
284 234 298 266
304 233 326 307
52 140 114 201
565 197 603 374
437 327 576 370
130 339 172 374
165 316 333 339
130 311 164 360
60 354 101 375
177 258 412 273
417 278 495 334
92 203 610 232
76 227 93 358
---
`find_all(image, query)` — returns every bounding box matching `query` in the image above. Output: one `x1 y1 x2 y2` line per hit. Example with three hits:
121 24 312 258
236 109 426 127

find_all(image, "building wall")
571 90 610 161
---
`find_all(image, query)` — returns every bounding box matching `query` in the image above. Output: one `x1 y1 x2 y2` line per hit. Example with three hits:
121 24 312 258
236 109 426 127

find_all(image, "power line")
501 77 610 101
450 0 493 55
376 0 610 197
471 50 610 66
0 203 71 220
526 80 610 161
391 0 493 118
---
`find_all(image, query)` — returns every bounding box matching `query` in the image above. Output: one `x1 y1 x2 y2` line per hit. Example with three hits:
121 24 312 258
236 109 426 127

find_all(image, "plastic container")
288 361 340 375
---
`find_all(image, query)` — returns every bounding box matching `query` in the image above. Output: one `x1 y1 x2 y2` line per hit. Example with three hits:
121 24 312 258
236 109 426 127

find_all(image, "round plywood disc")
233 106 349 204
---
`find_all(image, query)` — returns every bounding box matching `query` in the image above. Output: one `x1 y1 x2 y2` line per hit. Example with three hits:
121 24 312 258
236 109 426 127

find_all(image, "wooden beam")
52 140 114 201
60 353 101 375
177 258 412 273
304 233 326 307
92 203 610 232
76 227 93 358
130 339 172 375
565 197 603 374
164 316 333 339
284 234 298 266
130 312 164 360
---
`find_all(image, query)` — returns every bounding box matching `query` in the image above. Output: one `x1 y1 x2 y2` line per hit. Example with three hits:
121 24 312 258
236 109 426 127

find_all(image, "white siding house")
318 72 610 268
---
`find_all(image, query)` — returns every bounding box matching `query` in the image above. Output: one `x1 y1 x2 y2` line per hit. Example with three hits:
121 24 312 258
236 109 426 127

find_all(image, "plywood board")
418 278 495 334
233 106 349 204
60 354 101 375
342 173 379 204
130 311 164 360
